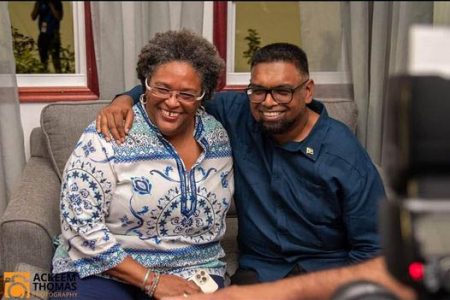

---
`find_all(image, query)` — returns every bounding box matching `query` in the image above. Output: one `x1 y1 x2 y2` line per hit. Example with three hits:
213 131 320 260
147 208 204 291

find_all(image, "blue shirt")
127 86 385 282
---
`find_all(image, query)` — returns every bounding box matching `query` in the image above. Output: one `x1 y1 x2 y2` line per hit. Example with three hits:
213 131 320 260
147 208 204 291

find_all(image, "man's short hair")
251 43 309 76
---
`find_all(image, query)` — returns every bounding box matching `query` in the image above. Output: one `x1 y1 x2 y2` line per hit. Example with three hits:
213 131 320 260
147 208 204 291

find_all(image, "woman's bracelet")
141 268 152 290
144 270 161 298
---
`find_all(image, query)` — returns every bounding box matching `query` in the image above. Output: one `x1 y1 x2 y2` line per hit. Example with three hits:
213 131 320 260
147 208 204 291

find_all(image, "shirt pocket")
300 180 344 248
293 179 341 224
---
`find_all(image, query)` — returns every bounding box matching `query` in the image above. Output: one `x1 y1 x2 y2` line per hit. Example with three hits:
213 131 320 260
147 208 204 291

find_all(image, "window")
213 2 352 99
8 1 98 102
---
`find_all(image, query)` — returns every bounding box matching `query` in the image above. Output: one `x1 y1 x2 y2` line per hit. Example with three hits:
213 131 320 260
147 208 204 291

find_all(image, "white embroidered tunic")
52 103 234 279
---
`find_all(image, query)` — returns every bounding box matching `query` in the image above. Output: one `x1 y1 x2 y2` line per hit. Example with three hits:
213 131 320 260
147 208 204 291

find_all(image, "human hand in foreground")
161 258 416 300
154 274 202 299
96 95 134 144
160 283 293 300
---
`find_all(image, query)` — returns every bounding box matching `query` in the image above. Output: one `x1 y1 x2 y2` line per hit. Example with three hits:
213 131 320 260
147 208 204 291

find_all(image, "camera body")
380 75 450 298
381 198 450 294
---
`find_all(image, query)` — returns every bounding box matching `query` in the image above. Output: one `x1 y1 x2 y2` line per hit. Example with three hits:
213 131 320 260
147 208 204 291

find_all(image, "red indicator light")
408 262 424 281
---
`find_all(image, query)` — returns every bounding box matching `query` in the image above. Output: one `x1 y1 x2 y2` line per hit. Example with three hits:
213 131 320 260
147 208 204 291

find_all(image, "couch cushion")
320 98 358 133
40 101 109 180
14 262 50 299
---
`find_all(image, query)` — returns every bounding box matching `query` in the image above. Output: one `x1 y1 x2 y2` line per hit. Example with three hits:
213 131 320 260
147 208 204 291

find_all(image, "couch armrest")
1 157 61 272
14 263 50 300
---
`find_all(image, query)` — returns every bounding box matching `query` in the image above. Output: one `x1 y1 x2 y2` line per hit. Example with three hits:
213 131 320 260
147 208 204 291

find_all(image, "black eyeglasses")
245 78 309 104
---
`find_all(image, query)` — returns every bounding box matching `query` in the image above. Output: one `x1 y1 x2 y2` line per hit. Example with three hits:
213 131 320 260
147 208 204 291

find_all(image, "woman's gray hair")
136 29 224 101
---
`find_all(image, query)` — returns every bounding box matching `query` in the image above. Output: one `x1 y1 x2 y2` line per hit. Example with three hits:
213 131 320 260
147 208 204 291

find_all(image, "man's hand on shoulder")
96 95 134 144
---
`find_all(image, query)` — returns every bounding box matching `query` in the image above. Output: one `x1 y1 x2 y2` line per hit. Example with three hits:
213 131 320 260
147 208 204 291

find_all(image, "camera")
381 75 450 299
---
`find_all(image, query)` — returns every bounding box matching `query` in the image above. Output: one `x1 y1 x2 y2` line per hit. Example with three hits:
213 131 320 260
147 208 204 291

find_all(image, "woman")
51 29 234 299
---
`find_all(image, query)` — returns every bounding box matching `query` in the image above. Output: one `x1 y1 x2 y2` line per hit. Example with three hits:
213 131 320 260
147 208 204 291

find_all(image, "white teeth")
162 110 180 117
263 112 282 117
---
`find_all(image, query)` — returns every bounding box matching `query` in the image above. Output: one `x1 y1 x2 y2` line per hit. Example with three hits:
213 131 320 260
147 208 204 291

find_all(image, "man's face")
249 61 313 139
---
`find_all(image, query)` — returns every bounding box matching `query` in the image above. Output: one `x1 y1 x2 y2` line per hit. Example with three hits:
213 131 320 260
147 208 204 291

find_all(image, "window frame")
17 1 98 102
212 2 353 99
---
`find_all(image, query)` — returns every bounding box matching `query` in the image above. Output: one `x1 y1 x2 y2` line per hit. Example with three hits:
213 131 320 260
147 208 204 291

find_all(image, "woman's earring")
140 93 147 105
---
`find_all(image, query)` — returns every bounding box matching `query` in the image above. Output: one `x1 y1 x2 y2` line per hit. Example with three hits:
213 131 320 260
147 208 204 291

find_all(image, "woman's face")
144 61 203 140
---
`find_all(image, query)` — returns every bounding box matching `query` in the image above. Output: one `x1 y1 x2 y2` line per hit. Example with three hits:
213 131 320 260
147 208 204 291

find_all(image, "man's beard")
260 118 297 135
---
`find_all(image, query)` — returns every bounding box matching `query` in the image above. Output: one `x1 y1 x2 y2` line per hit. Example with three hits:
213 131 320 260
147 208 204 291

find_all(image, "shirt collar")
277 99 329 161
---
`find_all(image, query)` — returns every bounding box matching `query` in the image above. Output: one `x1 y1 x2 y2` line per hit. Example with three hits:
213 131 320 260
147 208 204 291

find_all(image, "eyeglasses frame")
245 78 310 104
145 77 205 102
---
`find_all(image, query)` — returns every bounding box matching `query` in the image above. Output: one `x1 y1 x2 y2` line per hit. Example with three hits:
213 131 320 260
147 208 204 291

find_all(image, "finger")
96 114 101 133
113 111 126 143
186 282 202 293
124 109 134 134
106 113 121 144
100 113 111 142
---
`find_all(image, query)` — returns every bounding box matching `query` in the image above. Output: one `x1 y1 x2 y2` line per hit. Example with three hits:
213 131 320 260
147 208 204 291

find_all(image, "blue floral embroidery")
82 240 96 250
164 166 173 176
120 215 134 227
220 172 229 188
82 140 96 157
137 206 149 215
67 184 93 216
79 188 90 198
101 229 111 241
131 177 152 195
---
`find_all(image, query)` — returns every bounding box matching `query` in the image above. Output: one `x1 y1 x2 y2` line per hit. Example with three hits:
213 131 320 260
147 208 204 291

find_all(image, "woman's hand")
153 274 202 299
96 95 134 144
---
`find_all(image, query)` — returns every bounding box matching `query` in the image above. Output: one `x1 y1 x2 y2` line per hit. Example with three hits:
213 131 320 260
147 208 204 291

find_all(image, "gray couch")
0 98 357 282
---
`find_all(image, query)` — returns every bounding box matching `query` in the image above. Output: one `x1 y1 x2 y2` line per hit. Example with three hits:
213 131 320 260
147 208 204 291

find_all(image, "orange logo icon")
4 272 30 298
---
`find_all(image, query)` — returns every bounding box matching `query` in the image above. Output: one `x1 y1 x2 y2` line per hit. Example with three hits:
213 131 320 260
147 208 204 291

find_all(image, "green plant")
243 28 261 65
60 44 75 73
11 26 75 74
11 26 44 73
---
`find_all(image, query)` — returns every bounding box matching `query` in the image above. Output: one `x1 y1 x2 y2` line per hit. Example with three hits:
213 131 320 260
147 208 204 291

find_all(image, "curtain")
0 3 25 218
341 2 434 165
90 1 204 100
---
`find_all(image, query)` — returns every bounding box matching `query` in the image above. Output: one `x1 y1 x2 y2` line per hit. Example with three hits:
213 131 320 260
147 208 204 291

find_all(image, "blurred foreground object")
381 74 450 300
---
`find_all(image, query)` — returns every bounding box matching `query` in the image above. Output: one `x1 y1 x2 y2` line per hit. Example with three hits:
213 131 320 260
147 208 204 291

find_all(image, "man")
97 43 384 285
31 0 63 72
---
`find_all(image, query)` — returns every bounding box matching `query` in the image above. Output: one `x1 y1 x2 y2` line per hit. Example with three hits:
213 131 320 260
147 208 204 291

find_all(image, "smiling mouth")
161 109 181 118
261 111 284 120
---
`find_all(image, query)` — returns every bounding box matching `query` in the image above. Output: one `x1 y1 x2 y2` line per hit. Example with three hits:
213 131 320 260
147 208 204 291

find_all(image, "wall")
20 103 46 160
